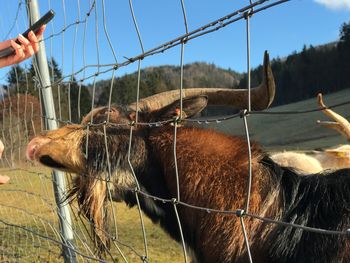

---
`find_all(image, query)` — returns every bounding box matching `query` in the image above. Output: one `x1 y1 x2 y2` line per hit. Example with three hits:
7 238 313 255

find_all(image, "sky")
0 0 349 85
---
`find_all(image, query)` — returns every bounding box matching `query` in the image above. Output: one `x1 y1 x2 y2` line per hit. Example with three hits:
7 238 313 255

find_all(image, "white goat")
271 93 350 173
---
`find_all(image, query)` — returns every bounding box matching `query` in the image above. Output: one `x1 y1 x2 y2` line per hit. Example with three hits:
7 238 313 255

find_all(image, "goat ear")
152 95 208 121
129 111 137 121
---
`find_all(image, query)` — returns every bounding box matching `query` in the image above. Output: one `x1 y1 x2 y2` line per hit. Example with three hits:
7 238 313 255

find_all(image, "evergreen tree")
340 21 350 44
338 21 350 89
6 64 36 95
69 79 92 123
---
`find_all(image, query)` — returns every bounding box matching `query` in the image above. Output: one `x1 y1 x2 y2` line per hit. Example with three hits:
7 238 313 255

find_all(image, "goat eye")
103 109 116 116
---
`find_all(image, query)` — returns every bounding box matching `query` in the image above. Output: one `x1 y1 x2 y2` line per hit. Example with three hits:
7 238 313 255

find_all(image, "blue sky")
0 0 349 85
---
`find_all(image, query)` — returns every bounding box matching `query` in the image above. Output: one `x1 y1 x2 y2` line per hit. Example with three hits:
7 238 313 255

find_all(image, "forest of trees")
239 21 350 106
4 58 92 123
94 62 242 106
93 20 350 109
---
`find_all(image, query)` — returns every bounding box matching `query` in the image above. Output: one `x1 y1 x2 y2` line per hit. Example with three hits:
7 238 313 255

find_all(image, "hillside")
199 88 350 151
92 62 242 106
93 31 350 110
239 22 350 107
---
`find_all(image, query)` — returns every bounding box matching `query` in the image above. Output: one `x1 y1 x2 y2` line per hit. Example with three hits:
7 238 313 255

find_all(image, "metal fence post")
25 1 77 262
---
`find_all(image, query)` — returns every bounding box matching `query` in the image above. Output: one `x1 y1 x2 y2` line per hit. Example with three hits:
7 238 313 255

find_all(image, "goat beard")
66 172 111 257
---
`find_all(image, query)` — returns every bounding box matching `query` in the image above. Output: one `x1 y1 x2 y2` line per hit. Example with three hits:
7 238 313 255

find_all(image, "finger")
35 25 46 40
14 48 26 61
10 39 21 50
11 40 25 60
27 30 38 42
17 34 30 46
0 40 24 67
0 139 4 159
11 40 24 56
28 31 39 53
24 44 35 58
0 175 10 184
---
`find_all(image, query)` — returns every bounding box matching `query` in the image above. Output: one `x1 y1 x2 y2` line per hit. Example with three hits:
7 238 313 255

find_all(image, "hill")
92 62 242 106
239 22 350 107
93 28 350 110
199 88 350 151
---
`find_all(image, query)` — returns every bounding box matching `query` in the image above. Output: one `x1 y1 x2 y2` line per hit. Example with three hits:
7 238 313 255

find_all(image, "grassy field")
0 167 183 262
0 89 349 262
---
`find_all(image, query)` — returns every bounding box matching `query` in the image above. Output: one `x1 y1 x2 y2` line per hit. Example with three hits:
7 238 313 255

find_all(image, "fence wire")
1 0 350 262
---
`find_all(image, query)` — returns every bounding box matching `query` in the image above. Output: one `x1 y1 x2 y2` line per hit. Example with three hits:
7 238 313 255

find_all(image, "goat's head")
27 51 275 173
26 124 86 173
26 96 209 173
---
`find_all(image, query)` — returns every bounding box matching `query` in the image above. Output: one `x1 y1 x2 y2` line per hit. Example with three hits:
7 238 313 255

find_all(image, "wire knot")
173 108 186 125
123 56 135 63
243 9 253 20
239 109 249 118
236 209 246 217
173 117 181 126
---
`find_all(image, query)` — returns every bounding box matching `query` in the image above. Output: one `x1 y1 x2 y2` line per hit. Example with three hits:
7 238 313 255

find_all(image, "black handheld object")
0 9 55 59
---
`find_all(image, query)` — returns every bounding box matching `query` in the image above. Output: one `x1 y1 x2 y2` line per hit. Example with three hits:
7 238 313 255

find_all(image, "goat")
271 93 350 173
315 93 350 169
26 52 350 262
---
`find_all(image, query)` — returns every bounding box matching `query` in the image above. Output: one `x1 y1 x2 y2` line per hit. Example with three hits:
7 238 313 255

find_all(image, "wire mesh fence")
0 0 350 262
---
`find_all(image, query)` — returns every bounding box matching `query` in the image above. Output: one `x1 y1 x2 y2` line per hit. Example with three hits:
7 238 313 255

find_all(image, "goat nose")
26 137 51 161
26 142 37 161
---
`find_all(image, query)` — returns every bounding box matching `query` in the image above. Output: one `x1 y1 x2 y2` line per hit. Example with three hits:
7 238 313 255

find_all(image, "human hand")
0 175 9 184
0 139 4 159
0 25 46 68
0 140 9 184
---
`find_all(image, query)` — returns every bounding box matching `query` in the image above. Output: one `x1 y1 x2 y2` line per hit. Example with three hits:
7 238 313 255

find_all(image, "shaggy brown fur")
27 97 350 263
67 174 110 254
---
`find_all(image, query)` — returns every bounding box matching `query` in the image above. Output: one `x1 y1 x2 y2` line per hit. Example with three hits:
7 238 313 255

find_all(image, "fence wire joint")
236 209 246 217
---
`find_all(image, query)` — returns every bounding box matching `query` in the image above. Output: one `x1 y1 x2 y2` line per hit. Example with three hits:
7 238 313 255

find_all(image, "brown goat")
26 53 350 262
27 100 350 263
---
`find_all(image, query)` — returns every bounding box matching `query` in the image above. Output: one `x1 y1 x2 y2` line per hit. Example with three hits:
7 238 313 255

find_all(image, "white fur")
271 152 323 174
271 144 350 174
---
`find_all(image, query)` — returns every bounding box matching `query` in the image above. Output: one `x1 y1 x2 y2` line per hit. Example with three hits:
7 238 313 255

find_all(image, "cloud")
314 0 350 10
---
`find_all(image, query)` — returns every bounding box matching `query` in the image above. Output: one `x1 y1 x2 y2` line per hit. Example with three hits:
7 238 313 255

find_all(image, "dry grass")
0 167 183 262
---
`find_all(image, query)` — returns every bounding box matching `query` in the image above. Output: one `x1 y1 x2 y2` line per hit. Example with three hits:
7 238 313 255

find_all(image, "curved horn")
129 51 275 112
81 107 106 124
317 93 350 141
